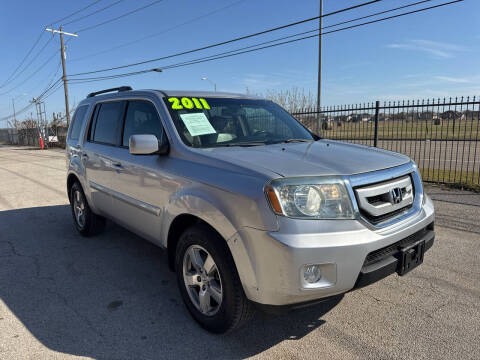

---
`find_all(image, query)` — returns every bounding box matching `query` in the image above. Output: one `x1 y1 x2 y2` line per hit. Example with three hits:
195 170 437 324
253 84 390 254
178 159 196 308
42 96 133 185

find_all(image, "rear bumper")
228 195 435 306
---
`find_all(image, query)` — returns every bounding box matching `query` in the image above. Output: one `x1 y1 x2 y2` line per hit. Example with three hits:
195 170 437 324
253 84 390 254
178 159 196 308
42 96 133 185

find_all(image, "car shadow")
0 205 342 359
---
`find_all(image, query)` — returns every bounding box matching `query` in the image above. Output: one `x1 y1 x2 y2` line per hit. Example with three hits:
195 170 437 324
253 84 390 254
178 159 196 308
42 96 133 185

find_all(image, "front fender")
161 188 237 246
161 185 262 296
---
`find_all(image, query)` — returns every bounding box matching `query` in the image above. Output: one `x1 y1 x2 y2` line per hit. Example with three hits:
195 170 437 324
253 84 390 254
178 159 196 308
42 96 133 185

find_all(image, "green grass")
420 168 480 192
305 119 480 141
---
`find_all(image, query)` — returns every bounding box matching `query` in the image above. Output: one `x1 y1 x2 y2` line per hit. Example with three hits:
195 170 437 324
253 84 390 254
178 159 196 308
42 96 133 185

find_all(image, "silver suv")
66 87 435 333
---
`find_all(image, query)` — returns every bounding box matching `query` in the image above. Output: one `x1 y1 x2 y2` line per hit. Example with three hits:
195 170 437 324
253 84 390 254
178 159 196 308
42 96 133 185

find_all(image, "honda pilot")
66 86 435 333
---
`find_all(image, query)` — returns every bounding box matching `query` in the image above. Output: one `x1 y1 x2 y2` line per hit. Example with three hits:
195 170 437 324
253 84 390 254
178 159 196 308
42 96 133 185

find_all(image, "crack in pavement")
43 286 106 341
0 240 105 341
0 240 53 281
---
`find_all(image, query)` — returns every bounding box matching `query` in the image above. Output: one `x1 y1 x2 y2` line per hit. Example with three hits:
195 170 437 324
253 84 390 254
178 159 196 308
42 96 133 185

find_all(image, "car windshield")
163 96 314 148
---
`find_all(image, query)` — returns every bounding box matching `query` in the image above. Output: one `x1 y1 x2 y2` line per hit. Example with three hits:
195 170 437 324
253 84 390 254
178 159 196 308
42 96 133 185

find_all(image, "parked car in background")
66 87 435 333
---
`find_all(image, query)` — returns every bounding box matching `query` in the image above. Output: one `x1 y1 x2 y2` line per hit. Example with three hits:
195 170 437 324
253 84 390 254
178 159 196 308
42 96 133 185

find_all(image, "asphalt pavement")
0 145 478 360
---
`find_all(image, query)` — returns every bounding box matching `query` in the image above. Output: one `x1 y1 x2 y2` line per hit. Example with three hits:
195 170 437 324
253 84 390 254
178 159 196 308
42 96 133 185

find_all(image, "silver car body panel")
66 89 435 306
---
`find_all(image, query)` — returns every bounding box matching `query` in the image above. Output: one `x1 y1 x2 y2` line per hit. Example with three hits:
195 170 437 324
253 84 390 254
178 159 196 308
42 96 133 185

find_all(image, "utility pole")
45 26 78 126
317 0 323 112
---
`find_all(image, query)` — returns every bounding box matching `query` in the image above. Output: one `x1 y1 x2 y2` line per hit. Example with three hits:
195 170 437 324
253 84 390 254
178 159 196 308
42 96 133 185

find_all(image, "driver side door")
106 99 171 243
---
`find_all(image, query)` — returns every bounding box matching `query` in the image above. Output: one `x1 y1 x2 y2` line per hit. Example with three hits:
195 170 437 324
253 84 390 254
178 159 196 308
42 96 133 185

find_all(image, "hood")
202 140 411 177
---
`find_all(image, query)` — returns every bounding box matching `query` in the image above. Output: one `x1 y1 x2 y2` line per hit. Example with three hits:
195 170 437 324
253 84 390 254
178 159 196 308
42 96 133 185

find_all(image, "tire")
175 224 254 333
70 181 105 237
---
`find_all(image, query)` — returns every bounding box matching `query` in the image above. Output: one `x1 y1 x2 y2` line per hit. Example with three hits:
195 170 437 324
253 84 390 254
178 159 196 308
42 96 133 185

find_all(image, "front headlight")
266 177 354 219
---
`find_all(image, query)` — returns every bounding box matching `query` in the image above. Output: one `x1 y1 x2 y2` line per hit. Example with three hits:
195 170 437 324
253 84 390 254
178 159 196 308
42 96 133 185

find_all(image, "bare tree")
262 87 316 112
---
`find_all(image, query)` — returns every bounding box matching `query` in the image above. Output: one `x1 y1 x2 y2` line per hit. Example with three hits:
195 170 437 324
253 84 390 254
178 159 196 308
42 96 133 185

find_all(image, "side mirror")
129 134 160 155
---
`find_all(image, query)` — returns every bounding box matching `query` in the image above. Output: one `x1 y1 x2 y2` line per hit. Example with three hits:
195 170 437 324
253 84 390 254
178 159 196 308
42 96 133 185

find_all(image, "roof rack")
87 86 132 98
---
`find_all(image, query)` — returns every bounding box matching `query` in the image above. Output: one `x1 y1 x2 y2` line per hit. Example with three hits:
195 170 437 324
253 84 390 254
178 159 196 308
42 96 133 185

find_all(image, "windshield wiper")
227 142 267 147
208 139 312 148
209 141 267 148
275 139 314 144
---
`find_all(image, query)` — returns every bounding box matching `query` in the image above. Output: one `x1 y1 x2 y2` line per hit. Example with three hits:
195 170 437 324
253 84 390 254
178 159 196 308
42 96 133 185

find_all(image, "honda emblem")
389 187 403 204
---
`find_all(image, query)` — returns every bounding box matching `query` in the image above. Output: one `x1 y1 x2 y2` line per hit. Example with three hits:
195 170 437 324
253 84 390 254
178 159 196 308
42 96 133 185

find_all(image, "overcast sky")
0 0 478 123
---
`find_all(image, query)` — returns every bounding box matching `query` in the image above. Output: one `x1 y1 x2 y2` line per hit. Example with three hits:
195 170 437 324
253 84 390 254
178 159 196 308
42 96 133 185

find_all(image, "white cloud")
236 70 315 94
387 39 468 58
242 73 283 88
434 76 471 83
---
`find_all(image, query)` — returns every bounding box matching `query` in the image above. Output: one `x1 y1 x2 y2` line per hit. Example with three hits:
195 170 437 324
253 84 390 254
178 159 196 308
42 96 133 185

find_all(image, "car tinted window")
164 97 312 148
122 100 164 147
243 107 293 138
69 105 88 140
93 101 125 145
87 104 100 142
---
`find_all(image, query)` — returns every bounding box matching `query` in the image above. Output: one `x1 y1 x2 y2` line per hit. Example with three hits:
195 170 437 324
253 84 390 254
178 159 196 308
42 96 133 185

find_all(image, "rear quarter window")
68 105 89 140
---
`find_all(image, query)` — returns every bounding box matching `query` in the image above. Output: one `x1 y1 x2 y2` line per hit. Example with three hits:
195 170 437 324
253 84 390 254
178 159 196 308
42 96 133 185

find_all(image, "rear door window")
92 101 126 145
122 100 164 147
69 105 89 140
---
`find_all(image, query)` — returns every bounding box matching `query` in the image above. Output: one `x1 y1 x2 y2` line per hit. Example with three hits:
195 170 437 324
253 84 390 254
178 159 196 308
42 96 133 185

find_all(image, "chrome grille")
354 175 414 223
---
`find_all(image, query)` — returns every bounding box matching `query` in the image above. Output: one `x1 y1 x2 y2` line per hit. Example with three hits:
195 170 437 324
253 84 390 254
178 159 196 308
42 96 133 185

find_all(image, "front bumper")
228 195 435 306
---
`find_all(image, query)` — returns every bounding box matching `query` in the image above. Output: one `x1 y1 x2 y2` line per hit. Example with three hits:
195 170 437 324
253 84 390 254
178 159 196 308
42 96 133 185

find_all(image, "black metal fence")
292 96 480 187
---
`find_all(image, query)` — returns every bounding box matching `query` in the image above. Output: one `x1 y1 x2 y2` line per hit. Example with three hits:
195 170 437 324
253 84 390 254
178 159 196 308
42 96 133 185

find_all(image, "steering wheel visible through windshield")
163 96 315 148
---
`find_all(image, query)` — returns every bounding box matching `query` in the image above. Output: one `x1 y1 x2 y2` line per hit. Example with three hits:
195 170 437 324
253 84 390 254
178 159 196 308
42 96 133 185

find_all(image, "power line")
1 1 91 90
74 0 166 33
69 30 321 83
48 0 105 26
45 61 63 90
0 0 462 123
1 36 56 90
318 0 463 35
28 60 62 96
44 27 78 126
162 0 464 69
68 0 464 84
0 0 463 125
0 78 63 122
0 100 33 122
69 0 385 77
164 0 464 69
0 47 58 96
0 30 45 88
69 0 245 63
1 39 73 99
322 0 434 30
321 0 383 17
0 0 103 89
41 82 65 102
38 78 64 100
63 0 126 26
0 0 381 100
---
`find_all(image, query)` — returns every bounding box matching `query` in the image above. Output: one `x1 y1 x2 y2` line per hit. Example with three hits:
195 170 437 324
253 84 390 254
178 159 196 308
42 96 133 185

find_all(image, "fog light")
303 265 322 284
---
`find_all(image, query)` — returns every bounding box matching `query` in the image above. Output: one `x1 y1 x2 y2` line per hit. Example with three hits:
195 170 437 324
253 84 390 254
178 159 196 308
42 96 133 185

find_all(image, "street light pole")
317 0 323 112
12 99 16 123
201 77 216 92
45 26 78 127
11 93 27 125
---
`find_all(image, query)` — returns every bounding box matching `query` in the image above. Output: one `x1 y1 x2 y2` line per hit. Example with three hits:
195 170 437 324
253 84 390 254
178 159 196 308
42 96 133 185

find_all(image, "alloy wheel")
182 245 223 316
73 190 86 228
